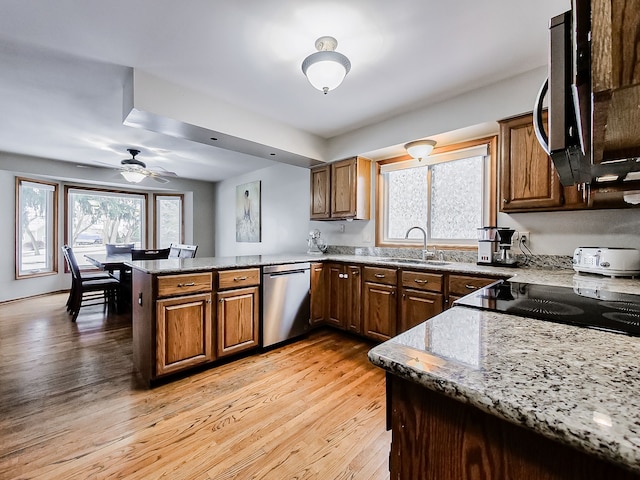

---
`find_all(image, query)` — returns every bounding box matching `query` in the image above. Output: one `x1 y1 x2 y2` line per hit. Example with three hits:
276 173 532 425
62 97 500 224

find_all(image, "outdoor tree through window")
66 187 146 267
16 178 58 278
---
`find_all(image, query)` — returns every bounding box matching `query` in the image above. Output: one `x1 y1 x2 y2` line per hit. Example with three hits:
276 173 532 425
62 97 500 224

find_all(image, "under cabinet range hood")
534 2 640 190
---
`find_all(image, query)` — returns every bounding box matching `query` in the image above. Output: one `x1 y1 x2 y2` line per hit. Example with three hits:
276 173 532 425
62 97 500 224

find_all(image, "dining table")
84 252 132 274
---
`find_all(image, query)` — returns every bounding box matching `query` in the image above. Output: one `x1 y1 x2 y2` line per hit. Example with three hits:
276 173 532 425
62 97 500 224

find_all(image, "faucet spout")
405 226 431 260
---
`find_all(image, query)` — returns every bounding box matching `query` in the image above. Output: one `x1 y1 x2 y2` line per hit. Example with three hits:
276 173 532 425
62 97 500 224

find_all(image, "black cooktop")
453 280 640 336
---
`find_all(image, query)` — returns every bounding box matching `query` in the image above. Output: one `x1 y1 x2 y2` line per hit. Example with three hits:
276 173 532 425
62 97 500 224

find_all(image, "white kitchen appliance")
573 247 640 277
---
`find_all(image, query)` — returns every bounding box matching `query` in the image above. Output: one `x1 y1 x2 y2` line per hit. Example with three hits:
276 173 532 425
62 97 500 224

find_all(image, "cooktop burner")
453 280 640 336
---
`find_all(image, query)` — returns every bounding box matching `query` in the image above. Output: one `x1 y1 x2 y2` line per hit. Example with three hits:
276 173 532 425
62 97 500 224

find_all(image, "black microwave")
533 6 592 187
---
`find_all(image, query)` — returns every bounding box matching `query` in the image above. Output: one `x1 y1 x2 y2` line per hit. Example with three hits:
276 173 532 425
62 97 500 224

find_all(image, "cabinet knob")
502 198 508 204
219 299 224 303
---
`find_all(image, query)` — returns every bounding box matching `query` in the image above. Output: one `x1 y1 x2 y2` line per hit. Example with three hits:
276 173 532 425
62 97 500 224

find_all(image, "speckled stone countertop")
127 252 544 278
369 280 640 472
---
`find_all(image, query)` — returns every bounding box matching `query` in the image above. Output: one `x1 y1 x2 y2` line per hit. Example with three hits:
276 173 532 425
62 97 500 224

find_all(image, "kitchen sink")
384 258 450 266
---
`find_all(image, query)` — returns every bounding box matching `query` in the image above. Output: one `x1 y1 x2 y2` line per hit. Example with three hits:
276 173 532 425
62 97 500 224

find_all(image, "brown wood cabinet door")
310 263 325 325
326 264 346 329
331 158 357 218
310 165 331 219
217 286 259 358
345 266 362 334
500 112 563 211
156 292 213 376
363 282 397 342
400 288 444 333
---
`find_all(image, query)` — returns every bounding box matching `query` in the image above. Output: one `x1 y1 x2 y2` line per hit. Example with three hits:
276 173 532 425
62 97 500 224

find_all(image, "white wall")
0 152 216 302
214 163 311 256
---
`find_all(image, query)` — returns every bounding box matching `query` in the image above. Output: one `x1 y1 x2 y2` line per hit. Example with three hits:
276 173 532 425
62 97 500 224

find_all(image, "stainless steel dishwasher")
262 262 311 347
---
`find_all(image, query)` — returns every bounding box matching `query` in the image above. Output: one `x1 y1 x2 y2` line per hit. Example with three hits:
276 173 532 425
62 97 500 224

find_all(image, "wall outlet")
516 231 530 246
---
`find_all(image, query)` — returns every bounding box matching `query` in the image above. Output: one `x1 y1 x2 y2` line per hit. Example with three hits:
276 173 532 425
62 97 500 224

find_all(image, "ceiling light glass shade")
121 170 146 183
405 140 437 160
302 36 351 94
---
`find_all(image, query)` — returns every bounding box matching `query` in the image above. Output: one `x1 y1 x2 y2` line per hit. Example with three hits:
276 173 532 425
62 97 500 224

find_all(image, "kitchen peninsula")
369 277 640 479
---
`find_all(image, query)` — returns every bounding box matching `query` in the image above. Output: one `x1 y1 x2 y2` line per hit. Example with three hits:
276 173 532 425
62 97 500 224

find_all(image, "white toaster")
573 247 640 277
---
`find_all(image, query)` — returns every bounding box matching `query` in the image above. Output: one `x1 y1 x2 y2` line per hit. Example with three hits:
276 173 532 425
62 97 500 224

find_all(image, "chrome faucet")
405 226 434 261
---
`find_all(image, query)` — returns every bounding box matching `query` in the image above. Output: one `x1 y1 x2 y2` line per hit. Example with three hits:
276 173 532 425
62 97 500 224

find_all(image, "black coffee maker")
495 228 517 266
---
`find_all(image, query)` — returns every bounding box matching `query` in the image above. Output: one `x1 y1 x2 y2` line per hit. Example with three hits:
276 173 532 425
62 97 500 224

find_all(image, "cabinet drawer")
363 266 397 286
448 275 497 296
218 268 260 289
157 272 212 297
401 271 443 293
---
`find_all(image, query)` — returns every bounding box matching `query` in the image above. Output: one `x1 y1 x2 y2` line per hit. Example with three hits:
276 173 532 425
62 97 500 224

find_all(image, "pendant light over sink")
301 36 351 94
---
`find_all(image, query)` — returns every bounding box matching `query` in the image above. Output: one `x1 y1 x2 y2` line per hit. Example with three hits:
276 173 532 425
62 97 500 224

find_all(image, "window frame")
64 185 149 269
375 136 497 249
153 193 184 248
15 177 59 279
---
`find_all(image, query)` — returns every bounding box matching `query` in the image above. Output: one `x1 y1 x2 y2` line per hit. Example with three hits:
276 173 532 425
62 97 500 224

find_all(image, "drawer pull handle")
414 279 428 284
234 276 248 281
314 268 322 272
465 284 478 290
374 273 385 278
177 282 196 287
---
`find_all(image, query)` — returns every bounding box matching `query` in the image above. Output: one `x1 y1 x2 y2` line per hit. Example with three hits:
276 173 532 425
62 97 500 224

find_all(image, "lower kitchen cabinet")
326 263 362 332
363 266 397 342
156 292 213 376
399 270 444 333
448 274 501 306
310 262 325 326
216 268 260 358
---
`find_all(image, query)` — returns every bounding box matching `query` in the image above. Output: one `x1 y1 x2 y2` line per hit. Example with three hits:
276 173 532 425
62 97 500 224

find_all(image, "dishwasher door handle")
267 269 309 278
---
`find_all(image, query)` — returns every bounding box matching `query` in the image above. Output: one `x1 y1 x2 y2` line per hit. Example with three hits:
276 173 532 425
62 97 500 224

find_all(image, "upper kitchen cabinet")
499 112 588 212
310 165 331 219
310 157 371 220
590 0 640 165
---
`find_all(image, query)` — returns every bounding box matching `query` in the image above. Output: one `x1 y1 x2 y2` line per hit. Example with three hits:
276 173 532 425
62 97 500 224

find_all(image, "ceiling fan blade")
150 175 171 184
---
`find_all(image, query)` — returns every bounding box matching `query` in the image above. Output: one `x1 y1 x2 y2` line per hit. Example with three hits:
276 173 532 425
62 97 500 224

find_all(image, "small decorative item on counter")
307 229 327 254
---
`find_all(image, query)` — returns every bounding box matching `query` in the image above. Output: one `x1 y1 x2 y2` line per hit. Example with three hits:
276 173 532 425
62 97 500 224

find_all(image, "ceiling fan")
118 148 178 184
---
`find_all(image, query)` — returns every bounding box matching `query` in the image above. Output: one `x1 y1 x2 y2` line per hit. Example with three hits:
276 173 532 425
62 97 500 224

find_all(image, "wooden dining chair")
168 244 198 258
62 245 121 322
131 248 171 260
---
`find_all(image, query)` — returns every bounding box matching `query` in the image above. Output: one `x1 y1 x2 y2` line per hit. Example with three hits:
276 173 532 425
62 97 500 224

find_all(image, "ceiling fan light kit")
302 36 351 94
120 170 146 183
405 139 437 160
117 148 175 184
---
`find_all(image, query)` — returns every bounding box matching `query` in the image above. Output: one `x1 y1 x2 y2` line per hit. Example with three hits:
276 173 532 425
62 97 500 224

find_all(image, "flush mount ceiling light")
405 139 437 160
301 36 351 94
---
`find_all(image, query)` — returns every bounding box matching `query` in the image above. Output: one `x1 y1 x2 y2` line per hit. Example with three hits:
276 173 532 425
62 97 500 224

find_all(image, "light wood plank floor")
0 293 391 479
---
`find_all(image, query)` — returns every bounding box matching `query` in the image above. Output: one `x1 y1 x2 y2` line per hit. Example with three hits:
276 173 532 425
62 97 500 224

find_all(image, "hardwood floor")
0 293 391 479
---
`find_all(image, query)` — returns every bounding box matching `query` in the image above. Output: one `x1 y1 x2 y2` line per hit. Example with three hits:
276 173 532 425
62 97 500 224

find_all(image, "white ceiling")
0 0 569 183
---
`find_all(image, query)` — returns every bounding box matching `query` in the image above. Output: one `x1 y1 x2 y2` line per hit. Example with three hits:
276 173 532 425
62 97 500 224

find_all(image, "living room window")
16 178 58 278
154 194 184 248
376 137 496 248
65 187 147 268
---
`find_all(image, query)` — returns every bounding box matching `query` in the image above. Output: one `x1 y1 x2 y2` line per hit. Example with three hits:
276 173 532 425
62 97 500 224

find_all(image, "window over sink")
376 137 497 248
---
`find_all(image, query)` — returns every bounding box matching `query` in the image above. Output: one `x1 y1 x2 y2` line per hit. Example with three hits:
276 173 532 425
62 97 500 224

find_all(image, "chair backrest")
62 245 82 281
168 244 198 258
131 248 171 261
105 243 135 255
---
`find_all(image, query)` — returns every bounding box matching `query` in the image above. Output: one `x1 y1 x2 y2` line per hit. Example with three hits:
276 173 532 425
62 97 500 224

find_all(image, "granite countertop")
369 298 640 472
127 252 545 278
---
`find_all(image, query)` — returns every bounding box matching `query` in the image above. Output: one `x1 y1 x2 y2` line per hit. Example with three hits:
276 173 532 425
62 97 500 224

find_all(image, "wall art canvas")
236 180 261 242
